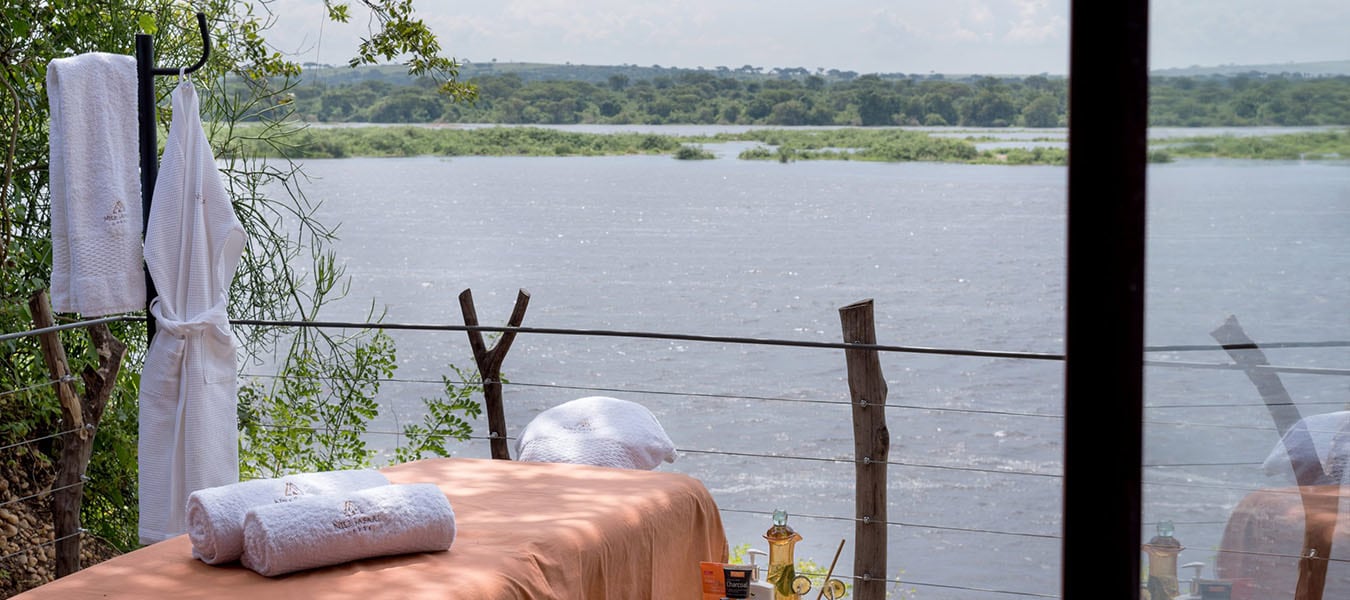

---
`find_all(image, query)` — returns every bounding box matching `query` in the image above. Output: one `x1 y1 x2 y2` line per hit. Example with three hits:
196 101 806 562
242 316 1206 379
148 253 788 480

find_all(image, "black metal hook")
136 11 211 342
147 12 211 76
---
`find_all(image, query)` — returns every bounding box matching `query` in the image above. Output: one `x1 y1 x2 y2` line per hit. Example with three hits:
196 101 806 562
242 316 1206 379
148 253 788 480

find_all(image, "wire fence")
0 425 87 453
0 529 86 563
3 316 1348 598
0 375 77 401
0 477 87 510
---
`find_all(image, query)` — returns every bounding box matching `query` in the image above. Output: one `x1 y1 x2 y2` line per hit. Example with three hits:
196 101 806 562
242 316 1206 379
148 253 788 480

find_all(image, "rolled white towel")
241 483 456 577
187 469 389 564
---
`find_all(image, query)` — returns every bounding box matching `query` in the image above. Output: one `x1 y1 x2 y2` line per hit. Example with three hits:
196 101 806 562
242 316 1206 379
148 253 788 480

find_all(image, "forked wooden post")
28 290 127 577
459 288 531 460
839 299 890 600
1212 315 1329 600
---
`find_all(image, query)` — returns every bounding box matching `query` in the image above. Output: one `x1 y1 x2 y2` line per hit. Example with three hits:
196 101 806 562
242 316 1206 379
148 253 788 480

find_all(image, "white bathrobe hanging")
138 76 247 544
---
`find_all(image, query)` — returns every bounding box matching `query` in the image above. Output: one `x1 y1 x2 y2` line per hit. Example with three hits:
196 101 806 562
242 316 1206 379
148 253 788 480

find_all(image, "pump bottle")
746 549 775 600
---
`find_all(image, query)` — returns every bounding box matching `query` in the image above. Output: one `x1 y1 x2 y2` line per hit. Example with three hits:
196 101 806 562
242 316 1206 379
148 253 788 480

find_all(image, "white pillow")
515 396 677 470
1262 410 1350 486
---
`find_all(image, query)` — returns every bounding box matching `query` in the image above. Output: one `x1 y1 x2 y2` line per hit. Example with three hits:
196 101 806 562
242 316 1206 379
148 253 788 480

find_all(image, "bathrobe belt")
149 296 232 345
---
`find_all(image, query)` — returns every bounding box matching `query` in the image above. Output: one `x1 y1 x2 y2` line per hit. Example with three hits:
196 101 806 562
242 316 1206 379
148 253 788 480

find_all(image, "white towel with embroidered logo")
45 52 145 316
138 76 247 545
241 483 457 577
187 469 390 564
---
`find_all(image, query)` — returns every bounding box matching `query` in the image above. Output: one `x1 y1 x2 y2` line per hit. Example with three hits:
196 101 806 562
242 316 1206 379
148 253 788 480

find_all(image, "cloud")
970 2 995 24
1151 1 1350 68
253 0 1343 76
863 2 1067 72
869 1 1063 46
1005 0 1067 43
260 0 1071 73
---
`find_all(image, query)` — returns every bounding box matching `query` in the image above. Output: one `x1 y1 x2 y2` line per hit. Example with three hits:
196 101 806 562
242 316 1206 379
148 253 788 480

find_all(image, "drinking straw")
816 538 846 600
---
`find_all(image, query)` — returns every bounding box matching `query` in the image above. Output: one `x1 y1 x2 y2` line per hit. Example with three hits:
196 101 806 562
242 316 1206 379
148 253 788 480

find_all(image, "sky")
256 1 1350 76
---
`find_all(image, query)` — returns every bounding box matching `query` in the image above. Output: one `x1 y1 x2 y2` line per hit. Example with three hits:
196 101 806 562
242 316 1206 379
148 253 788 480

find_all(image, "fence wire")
247 421 1066 481
236 372 1350 438
0 426 87 453
238 371 1323 479
0 316 126 343
0 478 87 509
0 529 85 563
0 375 76 400
717 507 1058 543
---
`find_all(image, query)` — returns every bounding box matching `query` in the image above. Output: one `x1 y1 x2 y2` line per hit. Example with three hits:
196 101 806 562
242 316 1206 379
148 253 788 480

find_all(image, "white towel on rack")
241 483 457 577
187 469 391 565
45 52 145 316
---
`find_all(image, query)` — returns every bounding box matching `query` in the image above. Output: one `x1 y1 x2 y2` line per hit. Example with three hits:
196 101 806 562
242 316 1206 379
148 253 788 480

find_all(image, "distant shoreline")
253 63 1350 129
295 59 1350 82
222 124 1349 165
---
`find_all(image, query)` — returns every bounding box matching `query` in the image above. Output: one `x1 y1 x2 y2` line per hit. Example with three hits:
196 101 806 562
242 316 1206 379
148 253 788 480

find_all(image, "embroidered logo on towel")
274 482 305 503
564 417 596 433
103 200 128 230
332 499 382 533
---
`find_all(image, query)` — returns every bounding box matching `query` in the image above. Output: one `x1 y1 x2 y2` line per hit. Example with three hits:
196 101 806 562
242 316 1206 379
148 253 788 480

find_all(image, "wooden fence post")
459 288 530 460
28 290 126 577
839 299 890 600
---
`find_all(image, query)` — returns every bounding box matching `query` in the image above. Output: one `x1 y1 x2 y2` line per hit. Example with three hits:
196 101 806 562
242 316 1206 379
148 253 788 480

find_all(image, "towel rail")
136 11 211 343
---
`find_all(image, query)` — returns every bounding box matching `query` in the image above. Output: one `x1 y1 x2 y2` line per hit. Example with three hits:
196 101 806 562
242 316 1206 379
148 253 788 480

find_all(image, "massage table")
13 457 729 599
1215 485 1350 600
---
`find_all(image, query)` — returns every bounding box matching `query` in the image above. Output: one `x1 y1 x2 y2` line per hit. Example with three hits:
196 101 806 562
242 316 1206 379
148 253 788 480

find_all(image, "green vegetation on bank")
1158 130 1350 160
265 66 1350 128
228 124 1347 165
227 125 681 158
674 145 717 160
728 129 977 163
226 125 1025 163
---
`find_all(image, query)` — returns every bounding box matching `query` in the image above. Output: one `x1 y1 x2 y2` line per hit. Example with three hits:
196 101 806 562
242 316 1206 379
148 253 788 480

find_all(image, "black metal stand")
136 12 210 343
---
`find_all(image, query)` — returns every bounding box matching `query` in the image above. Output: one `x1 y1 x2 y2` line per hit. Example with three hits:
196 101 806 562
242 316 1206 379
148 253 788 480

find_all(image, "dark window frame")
1063 2 1149 599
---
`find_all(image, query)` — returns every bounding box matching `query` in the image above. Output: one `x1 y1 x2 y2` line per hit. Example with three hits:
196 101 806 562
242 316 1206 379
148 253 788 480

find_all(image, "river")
251 129 1350 598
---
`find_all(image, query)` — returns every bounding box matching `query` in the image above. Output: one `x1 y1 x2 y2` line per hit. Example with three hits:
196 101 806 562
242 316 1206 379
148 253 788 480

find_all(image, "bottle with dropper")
763 509 803 600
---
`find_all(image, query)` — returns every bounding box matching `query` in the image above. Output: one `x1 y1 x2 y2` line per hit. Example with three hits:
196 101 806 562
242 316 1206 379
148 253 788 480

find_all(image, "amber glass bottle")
763 509 802 600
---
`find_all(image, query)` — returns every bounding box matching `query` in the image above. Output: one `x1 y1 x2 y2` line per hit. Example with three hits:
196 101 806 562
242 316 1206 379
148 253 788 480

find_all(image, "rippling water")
258 145 1349 597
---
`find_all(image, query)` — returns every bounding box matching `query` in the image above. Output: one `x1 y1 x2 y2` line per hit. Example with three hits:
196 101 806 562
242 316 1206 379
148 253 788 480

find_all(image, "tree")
326 0 475 102
857 89 899 126
1024 75 1054 92
1021 94 1061 128
767 100 810 125
368 88 445 122
598 99 623 118
919 92 959 127
0 1 480 582
720 103 742 124
960 89 1018 127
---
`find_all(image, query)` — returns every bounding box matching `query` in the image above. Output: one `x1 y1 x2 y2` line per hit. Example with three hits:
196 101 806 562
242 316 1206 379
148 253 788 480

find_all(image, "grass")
674 145 716 160
1154 129 1350 160
222 125 682 159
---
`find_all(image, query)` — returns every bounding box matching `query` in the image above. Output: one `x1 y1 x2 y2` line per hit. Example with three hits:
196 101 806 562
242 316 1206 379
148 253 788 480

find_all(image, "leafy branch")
322 0 477 101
